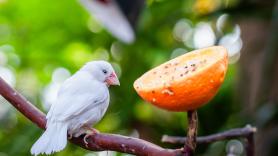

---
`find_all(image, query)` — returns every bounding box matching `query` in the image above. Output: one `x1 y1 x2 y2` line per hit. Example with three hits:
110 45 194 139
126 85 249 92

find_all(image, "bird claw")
83 134 90 147
83 128 99 148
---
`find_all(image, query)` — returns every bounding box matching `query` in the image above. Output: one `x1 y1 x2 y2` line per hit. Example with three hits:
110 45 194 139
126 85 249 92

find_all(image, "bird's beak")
105 72 120 86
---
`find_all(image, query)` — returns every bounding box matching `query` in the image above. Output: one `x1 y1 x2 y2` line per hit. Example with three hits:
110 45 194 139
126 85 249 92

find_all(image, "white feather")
31 121 68 155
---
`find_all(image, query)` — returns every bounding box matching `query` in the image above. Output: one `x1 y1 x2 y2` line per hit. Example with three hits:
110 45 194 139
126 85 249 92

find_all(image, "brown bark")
183 110 198 156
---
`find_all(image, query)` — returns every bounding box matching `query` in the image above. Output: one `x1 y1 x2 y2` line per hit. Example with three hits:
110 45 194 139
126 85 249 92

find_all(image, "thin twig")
0 77 183 156
184 110 198 156
245 131 255 156
162 125 257 145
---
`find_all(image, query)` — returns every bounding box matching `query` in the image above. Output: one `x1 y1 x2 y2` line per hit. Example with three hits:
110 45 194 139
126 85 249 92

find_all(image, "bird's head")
81 61 120 86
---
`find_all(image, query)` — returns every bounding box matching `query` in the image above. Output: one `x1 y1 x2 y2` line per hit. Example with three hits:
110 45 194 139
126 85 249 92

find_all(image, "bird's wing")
47 72 108 121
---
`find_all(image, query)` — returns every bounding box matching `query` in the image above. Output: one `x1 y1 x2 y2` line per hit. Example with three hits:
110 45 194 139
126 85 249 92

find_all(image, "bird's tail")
31 121 68 156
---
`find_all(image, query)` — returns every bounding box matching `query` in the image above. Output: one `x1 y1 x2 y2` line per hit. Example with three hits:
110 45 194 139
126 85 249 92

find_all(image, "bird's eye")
102 69 108 74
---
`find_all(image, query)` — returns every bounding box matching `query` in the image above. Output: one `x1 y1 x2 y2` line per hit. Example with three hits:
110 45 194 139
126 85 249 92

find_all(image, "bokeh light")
216 14 229 34
52 67 71 83
111 62 122 78
41 67 71 110
92 48 110 61
170 48 188 59
193 22 216 49
0 66 15 87
226 140 244 155
110 42 123 61
0 51 7 66
87 17 103 33
219 25 242 64
173 19 193 42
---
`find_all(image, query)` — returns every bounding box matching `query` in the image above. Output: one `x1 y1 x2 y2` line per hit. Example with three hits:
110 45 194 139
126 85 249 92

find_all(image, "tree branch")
161 125 256 144
162 125 256 156
184 110 198 156
0 77 183 156
245 130 255 156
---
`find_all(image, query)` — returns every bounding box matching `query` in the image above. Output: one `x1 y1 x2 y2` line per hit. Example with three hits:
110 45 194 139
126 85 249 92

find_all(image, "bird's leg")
83 126 99 147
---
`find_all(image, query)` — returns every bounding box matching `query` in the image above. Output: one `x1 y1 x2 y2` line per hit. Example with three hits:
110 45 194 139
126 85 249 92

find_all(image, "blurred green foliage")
0 0 247 155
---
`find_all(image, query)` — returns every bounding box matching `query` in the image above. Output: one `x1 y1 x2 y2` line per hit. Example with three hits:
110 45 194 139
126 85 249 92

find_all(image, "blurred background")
0 0 277 155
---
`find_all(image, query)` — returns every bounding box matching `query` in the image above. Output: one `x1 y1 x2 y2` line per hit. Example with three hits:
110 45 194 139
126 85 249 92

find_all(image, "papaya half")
134 46 228 111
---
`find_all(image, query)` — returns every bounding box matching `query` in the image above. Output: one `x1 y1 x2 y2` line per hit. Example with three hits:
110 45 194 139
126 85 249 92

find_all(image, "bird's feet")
83 127 99 148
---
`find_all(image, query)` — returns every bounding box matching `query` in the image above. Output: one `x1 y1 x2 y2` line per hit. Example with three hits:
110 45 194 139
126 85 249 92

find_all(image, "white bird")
31 61 120 155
